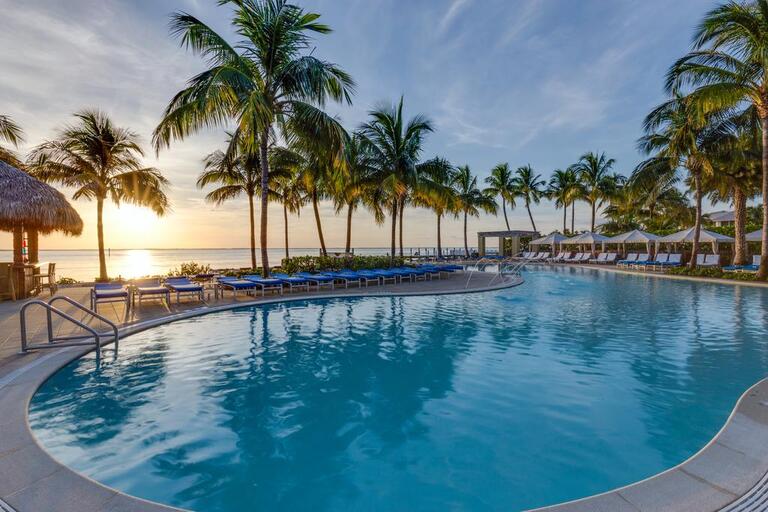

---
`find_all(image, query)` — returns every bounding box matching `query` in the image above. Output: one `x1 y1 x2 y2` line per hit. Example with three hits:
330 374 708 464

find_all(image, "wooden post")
28 229 39 263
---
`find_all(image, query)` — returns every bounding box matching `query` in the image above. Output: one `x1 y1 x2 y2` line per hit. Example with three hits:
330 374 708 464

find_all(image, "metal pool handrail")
20 296 119 363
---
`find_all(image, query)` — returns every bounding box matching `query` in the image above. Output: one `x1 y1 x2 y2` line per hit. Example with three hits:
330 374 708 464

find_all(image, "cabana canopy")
604 229 659 244
529 233 567 246
561 232 609 245
657 227 734 244
746 229 762 242
657 227 734 253
0 161 83 235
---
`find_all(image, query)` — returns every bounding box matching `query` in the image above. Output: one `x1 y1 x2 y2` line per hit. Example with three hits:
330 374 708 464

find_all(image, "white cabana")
560 232 609 254
746 229 762 242
657 227 734 253
603 229 659 254
529 232 568 250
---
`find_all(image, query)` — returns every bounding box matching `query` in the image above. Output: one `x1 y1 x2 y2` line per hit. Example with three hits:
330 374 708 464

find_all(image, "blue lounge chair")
90 282 130 313
241 275 284 295
131 278 170 308
323 271 363 288
394 267 428 281
357 270 393 286
724 255 760 272
271 273 310 292
218 277 259 297
164 277 204 304
659 254 682 269
617 253 638 267
296 272 335 290
631 253 655 269
642 253 669 271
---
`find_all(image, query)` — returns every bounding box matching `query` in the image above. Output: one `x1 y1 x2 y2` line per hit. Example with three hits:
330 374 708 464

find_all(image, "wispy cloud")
438 0 473 34
496 0 543 47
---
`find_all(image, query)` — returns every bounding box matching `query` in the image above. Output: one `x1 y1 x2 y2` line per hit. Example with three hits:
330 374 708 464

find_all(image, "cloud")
496 0 543 48
438 0 473 34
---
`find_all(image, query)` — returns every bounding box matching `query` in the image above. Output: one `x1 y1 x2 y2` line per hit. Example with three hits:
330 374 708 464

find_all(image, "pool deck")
1 266 767 511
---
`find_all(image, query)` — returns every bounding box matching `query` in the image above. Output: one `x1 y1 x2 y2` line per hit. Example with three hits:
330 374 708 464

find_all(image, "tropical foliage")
0 114 24 167
453 165 497 257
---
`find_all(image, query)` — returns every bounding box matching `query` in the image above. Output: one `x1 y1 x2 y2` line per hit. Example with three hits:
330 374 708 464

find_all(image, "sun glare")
113 204 160 238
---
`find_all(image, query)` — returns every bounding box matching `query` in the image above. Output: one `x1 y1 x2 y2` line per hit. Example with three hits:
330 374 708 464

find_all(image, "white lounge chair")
589 253 608 264
535 252 550 261
701 254 719 267
603 253 618 264
548 251 565 262
617 253 638 268
630 253 651 269
561 252 579 263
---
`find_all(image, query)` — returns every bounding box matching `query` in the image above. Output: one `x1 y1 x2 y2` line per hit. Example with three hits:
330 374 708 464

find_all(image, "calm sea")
0 247 467 282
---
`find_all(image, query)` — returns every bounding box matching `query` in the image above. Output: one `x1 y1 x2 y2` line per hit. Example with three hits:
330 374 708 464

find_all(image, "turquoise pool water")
29 267 768 511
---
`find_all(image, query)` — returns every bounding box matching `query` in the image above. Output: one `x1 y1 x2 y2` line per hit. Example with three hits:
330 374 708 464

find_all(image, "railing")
20 296 119 363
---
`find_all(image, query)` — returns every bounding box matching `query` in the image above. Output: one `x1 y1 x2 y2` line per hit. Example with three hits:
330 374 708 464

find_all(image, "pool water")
29 267 768 511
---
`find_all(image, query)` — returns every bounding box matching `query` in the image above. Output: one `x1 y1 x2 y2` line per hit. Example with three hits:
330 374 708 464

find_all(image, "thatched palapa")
0 160 82 235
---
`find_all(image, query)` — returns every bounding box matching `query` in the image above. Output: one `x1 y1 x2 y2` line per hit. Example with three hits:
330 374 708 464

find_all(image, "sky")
0 0 723 250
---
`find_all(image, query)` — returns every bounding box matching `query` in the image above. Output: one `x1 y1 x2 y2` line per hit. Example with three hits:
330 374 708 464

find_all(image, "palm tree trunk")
312 190 327 256
437 213 442 258
96 197 108 281
563 203 567 233
733 185 747 266
690 172 702 269
345 203 353 253
463 210 469 258
526 201 537 232
590 200 596 232
502 197 510 230
248 193 257 269
390 198 397 264
571 201 575 234
259 131 270 277
283 202 289 260
759 116 768 280
398 196 404 257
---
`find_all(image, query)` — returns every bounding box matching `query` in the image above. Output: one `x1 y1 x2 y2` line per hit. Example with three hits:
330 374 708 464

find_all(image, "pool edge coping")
0 275 523 512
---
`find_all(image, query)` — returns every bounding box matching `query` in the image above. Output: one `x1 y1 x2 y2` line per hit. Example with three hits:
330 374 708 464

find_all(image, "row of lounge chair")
89 264 465 312
724 255 761 272
617 253 683 271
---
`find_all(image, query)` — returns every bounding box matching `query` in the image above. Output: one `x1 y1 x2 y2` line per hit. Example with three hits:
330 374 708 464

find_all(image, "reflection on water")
29 267 768 511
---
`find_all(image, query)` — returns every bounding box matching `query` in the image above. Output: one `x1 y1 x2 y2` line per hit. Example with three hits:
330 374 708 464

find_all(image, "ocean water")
29 266 768 511
0 247 466 282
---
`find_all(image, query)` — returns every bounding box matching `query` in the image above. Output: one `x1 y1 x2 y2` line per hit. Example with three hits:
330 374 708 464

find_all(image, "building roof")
706 210 735 222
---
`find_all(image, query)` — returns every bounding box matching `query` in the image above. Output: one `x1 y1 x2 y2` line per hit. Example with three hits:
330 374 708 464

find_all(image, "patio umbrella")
604 229 659 255
657 227 734 254
0 161 83 263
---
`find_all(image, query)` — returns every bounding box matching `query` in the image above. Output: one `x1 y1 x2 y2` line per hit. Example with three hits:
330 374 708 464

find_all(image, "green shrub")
168 261 212 277
280 255 406 274
56 276 79 285
668 266 757 281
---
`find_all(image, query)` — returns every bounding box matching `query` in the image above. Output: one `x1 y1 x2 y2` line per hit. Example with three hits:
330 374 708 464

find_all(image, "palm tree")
511 164 545 232
547 168 579 233
154 0 354 276
333 133 381 253
359 97 433 262
270 153 306 260
414 157 457 258
0 114 24 167
28 110 169 281
484 163 516 230
666 0 768 278
453 165 497 257
571 152 619 232
638 97 716 269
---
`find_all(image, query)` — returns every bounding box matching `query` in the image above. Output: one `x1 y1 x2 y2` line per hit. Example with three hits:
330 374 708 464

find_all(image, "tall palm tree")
638 97 717 268
547 168 579 233
198 134 268 269
333 133 381 253
453 165 497 257
28 110 169 281
414 157 457 258
571 152 619 232
154 0 354 276
666 0 768 278
484 163 516 230
0 114 24 167
359 97 433 262
511 164 545 232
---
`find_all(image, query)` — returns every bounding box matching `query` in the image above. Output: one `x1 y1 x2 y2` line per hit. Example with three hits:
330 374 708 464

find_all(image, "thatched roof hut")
0 160 82 235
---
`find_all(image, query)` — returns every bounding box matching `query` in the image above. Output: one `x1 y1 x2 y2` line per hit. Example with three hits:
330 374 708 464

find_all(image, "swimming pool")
29 267 768 511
